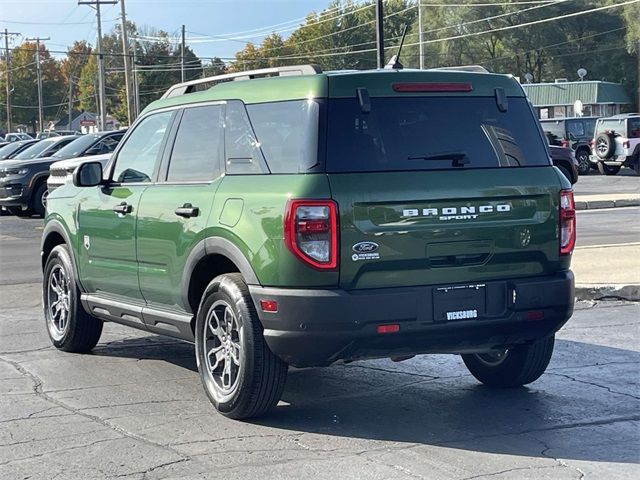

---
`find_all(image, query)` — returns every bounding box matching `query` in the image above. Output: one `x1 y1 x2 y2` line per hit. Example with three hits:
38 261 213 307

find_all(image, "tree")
0 42 64 130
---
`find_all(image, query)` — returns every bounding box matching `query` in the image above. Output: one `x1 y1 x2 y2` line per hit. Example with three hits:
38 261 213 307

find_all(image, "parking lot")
1 186 639 479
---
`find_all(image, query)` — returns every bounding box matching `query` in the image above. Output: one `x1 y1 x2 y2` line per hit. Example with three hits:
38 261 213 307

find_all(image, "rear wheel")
575 149 590 175
461 335 554 387
597 162 621 176
195 273 288 419
43 245 103 352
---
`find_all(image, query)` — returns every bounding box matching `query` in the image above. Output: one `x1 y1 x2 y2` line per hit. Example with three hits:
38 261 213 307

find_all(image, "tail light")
623 140 630 149
559 190 576 255
561 139 570 148
284 199 338 270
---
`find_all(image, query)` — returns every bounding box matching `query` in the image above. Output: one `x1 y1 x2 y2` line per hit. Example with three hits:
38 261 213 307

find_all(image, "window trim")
105 107 179 186
158 101 227 185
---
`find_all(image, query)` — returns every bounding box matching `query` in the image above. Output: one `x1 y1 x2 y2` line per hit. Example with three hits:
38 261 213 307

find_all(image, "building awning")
521 81 631 107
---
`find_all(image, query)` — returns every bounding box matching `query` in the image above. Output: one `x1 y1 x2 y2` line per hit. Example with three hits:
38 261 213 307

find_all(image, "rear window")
326 97 550 173
596 119 625 136
540 120 565 145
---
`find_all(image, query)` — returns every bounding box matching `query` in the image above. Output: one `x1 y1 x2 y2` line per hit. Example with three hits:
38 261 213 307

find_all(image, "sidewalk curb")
575 284 640 302
575 198 640 211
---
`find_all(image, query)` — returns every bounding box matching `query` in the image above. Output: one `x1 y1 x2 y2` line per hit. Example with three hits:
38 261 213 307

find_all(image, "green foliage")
0 42 64 130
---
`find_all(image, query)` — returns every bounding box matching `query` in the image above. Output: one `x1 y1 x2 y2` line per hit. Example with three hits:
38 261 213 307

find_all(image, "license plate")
433 284 486 322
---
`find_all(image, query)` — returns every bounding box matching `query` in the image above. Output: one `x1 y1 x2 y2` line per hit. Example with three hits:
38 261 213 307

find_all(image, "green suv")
41 65 575 419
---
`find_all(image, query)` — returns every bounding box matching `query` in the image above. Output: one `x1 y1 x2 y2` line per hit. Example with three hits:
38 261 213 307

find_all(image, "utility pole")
181 24 186 83
79 0 116 131
67 77 73 130
375 0 384 69
120 0 133 125
418 1 424 69
2 29 20 132
25 36 49 133
132 37 139 116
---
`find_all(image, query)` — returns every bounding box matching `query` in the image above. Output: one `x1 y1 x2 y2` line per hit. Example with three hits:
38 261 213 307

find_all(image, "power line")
402 0 640 49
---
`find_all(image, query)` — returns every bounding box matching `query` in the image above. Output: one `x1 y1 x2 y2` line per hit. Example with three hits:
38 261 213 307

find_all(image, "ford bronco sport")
41 65 575 419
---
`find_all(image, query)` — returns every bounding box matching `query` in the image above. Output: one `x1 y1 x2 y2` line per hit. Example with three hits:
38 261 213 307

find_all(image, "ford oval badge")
352 241 379 253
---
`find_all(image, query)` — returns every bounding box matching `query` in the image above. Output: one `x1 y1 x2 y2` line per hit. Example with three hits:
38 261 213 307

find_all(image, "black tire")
461 335 554 387
594 133 615 160
597 162 621 176
557 165 573 184
633 154 640 176
7 207 33 217
575 149 590 175
32 182 48 217
195 273 287 419
43 245 103 352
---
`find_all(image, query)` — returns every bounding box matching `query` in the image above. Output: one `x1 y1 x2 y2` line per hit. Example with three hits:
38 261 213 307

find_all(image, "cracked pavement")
1 218 639 479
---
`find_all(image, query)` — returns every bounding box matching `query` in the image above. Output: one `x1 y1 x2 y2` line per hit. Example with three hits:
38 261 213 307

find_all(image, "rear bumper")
250 271 574 367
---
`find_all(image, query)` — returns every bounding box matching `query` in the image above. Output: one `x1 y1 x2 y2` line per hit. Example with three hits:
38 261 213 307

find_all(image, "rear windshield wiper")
408 151 470 167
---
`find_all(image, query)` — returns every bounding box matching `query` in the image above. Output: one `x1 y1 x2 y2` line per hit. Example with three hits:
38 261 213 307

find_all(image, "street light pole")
418 1 424 69
375 0 384 69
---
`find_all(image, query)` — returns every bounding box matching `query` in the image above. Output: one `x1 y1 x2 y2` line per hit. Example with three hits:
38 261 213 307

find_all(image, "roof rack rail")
161 64 323 99
428 65 490 73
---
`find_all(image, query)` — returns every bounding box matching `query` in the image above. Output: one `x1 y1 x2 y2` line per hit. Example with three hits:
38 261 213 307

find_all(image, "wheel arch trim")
181 236 260 313
41 220 85 292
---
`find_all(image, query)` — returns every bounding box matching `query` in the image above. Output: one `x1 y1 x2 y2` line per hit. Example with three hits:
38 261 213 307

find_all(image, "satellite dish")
524 73 533 84
577 68 587 81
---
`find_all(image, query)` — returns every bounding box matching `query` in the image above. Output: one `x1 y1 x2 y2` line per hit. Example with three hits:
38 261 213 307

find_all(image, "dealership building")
522 80 632 119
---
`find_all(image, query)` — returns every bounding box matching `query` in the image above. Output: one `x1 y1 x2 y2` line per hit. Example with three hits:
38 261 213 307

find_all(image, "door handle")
174 203 199 218
113 202 132 215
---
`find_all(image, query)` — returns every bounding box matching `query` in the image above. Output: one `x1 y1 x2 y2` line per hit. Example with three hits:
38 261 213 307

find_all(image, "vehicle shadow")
92 336 640 465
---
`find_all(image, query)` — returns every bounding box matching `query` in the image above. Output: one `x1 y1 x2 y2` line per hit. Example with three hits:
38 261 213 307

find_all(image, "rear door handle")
113 202 132 215
174 203 199 218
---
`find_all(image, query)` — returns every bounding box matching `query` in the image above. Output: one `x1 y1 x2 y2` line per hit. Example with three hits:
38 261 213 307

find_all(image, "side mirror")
73 161 103 187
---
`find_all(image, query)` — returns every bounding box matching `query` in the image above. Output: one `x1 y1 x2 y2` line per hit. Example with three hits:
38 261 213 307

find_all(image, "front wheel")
461 335 554 387
43 245 103 352
597 162 621 176
575 150 590 175
195 273 288 419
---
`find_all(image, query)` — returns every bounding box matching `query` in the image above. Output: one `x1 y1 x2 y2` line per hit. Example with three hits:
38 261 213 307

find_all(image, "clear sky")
1 0 332 61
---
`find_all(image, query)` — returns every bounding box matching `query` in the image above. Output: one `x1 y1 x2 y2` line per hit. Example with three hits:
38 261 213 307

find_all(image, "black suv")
0 130 125 217
540 117 598 175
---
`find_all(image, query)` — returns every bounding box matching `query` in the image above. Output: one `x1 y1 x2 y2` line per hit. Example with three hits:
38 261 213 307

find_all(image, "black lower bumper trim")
250 272 574 367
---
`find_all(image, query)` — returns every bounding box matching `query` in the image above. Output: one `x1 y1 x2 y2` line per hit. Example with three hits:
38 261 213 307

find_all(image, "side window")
628 118 640 138
246 100 320 173
97 134 123 154
567 121 584 138
166 105 224 182
224 101 268 175
112 111 173 183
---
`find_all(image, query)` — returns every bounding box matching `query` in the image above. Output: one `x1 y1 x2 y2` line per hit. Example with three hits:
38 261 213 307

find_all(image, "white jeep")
590 114 640 175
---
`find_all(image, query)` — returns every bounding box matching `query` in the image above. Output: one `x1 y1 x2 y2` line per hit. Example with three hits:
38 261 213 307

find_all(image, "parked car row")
540 113 640 176
0 130 126 217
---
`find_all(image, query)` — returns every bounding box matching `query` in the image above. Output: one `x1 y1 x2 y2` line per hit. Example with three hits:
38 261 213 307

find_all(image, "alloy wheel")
47 264 70 341
203 300 243 401
474 350 509 367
